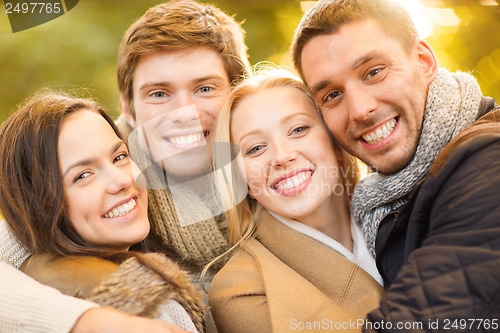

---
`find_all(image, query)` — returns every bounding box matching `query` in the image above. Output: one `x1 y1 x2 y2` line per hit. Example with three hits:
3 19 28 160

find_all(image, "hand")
72 307 190 333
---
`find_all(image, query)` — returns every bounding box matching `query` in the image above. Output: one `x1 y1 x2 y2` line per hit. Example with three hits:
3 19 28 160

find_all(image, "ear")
120 94 137 129
415 38 439 85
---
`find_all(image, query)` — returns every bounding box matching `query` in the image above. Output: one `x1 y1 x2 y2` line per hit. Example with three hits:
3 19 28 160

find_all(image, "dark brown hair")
291 0 418 79
0 92 127 257
117 0 251 118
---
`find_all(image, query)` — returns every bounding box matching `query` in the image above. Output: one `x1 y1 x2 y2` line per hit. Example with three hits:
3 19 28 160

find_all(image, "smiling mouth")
103 198 136 218
361 118 397 145
272 171 313 191
165 132 207 146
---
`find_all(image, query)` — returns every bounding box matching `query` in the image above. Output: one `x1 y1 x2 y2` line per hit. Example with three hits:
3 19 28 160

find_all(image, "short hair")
117 0 251 118
291 0 418 79
0 92 123 256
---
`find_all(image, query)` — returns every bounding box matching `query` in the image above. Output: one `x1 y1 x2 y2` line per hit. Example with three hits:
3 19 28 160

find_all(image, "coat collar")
244 210 383 329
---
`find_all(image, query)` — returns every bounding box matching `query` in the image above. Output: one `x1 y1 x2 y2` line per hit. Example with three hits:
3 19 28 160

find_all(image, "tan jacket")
21 252 206 333
209 211 384 333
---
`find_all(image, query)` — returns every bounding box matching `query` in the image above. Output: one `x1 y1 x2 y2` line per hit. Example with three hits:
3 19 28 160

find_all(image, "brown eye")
366 68 384 79
324 91 341 103
113 153 129 163
74 171 91 183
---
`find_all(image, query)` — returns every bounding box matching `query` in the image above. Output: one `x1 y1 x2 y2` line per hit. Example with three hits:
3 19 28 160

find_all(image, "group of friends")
0 0 499 332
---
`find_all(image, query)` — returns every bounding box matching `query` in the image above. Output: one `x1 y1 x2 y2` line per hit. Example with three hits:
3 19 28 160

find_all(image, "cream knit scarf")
352 69 483 256
116 117 230 281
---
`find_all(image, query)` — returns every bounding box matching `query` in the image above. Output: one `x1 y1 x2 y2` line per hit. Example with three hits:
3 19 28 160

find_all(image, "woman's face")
230 86 344 222
58 110 149 251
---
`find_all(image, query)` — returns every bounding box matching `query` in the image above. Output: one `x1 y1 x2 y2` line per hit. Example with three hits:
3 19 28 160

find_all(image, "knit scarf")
352 69 483 256
116 117 230 281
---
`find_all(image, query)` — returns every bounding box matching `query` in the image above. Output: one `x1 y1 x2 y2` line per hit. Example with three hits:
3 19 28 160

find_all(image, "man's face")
301 19 435 174
128 47 231 180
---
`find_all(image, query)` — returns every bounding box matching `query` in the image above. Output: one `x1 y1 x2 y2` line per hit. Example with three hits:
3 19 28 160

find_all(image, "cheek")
65 196 87 236
199 99 224 120
64 190 79 221
135 104 159 125
323 112 348 140
65 188 97 228
244 161 266 194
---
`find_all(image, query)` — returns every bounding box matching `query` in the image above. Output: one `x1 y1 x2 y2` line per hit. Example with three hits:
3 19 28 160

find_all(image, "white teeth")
274 171 312 191
168 133 204 145
362 118 397 145
103 198 137 218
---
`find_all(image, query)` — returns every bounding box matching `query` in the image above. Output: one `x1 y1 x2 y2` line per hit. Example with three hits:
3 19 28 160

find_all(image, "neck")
297 194 352 251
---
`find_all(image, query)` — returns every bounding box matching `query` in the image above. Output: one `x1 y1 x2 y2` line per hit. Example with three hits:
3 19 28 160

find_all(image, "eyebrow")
237 112 313 143
62 140 125 178
310 51 383 96
193 74 227 84
138 74 227 92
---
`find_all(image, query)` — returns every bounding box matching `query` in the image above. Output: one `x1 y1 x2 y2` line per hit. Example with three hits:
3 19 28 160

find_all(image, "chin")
161 155 212 181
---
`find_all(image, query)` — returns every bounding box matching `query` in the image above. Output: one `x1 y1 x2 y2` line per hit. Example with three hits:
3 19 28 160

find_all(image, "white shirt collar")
268 210 384 286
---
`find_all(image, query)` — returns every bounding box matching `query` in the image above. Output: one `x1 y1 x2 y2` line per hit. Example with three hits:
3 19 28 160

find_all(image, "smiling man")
292 0 500 330
0 1 250 332
114 0 250 281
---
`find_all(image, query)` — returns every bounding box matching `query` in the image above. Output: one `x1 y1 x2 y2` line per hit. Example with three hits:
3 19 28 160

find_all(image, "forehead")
301 19 407 85
133 47 230 88
231 87 318 133
58 110 118 163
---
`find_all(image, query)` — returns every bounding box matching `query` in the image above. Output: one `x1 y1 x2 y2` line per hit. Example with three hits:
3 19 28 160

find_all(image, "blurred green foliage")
1 0 499 123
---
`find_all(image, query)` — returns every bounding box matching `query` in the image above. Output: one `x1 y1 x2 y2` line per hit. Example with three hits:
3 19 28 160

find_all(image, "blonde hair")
201 69 361 287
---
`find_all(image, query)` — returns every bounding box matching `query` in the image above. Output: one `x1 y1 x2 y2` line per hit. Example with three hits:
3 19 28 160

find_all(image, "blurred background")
1 0 500 122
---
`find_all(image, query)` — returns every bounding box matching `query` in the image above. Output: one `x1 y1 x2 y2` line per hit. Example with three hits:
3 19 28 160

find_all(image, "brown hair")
291 0 418 79
0 92 127 257
117 0 251 118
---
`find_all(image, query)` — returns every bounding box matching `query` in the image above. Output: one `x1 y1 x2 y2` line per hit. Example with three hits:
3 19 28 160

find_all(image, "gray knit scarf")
115 117 230 281
352 69 483 256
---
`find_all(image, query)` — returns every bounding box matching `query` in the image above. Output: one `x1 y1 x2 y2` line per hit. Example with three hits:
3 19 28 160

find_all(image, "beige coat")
209 211 384 333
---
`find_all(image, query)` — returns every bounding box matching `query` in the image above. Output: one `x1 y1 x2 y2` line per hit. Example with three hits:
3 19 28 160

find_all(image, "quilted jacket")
366 97 500 332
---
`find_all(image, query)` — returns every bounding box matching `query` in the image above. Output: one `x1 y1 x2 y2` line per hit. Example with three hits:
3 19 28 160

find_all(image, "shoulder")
21 254 119 298
430 107 500 178
210 239 264 294
209 239 272 333
410 108 500 236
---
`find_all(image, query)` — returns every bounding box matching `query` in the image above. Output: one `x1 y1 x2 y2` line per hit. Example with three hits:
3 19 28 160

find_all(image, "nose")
346 85 377 122
106 165 133 194
169 93 201 126
271 141 297 168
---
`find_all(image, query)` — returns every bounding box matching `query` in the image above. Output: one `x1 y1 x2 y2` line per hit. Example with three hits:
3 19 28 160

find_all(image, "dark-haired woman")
0 93 204 333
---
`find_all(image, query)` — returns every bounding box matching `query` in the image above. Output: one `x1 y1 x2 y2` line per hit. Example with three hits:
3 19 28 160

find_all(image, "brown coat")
21 252 206 332
209 211 384 333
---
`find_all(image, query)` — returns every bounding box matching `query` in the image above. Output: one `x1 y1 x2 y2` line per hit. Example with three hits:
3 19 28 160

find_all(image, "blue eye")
152 91 166 98
292 126 310 135
246 145 264 155
199 86 212 93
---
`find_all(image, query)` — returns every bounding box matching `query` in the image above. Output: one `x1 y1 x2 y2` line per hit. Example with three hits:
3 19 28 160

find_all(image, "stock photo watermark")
3 0 79 32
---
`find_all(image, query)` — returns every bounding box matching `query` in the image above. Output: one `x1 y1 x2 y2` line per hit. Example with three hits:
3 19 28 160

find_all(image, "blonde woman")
207 71 384 332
